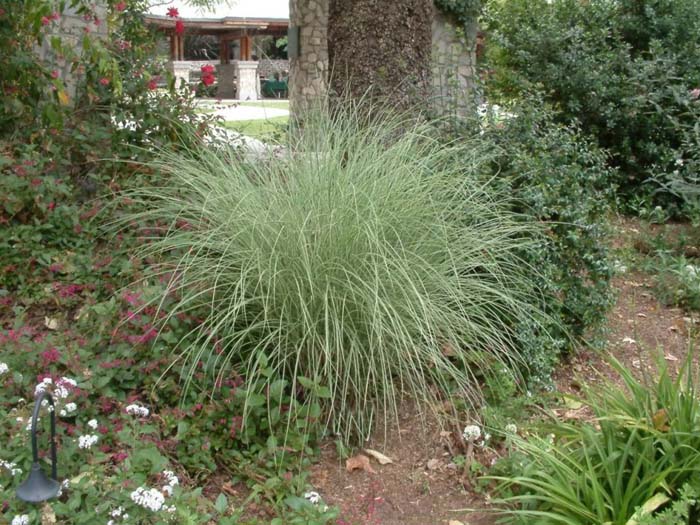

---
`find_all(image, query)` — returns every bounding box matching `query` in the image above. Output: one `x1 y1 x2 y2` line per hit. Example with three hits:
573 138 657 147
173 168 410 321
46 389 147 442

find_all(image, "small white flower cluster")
131 486 166 512
462 424 491 447
462 424 481 442
162 470 179 496
87 418 98 430
11 515 29 525
125 404 150 417
504 423 518 435
107 506 129 525
0 362 8 375
0 459 22 476
59 402 77 418
35 376 77 400
304 491 321 504
78 434 99 449
57 478 70 497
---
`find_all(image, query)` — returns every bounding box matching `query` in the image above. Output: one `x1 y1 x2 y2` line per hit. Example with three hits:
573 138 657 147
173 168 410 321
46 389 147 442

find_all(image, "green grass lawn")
224 115 288 141
239 99 289 110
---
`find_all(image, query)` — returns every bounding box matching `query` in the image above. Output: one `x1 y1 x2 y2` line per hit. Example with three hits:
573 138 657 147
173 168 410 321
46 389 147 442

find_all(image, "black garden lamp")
16 390 61 503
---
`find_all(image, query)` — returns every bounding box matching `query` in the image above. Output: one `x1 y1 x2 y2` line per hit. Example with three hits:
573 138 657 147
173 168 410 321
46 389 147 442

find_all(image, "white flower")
12 515 30 525
0 459 22 476
78 434 99 449
57 478 70 497
622 337 636 345
304 491 321 504
131 486 165 512
0 362 8 375
163 470 179 487
111 506 124 518
87 418 98 429
125 404 150 417
462 424 481 442
505 423 518 434
35 377 53 396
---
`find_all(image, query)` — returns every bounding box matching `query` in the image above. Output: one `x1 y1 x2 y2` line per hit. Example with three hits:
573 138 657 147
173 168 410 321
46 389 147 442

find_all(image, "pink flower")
201 64 215 74
41 16 51 25
41 347 61 365
50 11 60 20
175 19 184 35
691 88 700 100
166 7 179 18
115 1 127 12
147 78 159 90
99 77 110 86
50 70 59 79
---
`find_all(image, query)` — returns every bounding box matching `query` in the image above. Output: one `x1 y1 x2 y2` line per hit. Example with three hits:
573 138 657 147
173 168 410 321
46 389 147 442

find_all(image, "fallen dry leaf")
44 317 59 330
622 336 636 345
652 408 670 432
426 458 441 470
346 454 376 474
665 353 678 361
364 448 393 465
448 520 466 525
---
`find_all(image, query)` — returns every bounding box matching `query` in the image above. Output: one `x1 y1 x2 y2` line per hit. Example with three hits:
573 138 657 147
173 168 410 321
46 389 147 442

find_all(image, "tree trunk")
327 0 433 111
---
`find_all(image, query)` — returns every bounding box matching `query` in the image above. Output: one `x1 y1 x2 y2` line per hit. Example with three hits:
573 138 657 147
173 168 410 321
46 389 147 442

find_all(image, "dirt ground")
307 219 699 525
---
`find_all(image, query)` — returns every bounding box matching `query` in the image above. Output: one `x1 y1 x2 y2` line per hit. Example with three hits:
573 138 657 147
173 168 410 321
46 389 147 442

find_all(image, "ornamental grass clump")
123 102 550 443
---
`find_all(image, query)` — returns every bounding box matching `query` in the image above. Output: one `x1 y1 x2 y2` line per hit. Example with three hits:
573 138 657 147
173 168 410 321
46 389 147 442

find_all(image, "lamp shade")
16 391 61 503
16 463 60 502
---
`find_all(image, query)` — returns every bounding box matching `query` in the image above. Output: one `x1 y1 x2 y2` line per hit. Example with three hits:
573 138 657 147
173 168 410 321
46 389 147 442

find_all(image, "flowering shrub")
0 0 217 295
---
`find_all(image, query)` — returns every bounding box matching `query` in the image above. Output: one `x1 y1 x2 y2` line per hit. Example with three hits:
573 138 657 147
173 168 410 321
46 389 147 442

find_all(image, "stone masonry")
289 0 328 116
431 6 478 118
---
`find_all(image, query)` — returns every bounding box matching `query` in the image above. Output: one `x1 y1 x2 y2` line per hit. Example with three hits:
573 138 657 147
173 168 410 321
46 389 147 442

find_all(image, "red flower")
50 70 59 79
166 7 179 18
115 1 127 12
41 16 51 25
174 19 185 35
201 64 215 74
99 77 110 86
147 78 159 90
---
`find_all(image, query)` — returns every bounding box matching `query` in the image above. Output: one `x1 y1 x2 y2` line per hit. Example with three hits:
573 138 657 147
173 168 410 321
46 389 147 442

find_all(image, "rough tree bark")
327 0 433 111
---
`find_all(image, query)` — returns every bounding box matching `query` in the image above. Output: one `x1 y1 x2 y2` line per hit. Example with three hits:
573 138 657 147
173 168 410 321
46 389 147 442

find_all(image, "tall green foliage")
120 102 555 443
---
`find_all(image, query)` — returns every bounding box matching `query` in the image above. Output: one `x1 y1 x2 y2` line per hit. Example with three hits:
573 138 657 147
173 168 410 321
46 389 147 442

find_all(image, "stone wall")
258 59 290 80
289 0 328 116
431 7 478 117
38 3 109 100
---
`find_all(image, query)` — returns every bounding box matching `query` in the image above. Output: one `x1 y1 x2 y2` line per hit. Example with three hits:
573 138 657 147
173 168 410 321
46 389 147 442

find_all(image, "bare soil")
308 219 699 525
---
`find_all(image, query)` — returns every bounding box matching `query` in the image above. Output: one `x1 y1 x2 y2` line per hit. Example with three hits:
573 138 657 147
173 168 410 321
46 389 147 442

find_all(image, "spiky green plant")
119 102 552 443
490 350 700 524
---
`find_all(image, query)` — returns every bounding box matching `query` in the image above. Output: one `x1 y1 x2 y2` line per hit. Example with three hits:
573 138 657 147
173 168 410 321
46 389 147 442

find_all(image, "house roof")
146 0 289 21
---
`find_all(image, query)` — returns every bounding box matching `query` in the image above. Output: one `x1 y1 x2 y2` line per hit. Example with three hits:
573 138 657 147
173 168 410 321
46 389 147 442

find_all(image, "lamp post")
16 390 61 503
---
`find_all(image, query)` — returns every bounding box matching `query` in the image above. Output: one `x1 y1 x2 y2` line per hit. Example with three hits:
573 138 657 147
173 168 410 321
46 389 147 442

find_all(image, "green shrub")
454 98 615 386
120 102 554 443
490 352 700 524
484 0 700 212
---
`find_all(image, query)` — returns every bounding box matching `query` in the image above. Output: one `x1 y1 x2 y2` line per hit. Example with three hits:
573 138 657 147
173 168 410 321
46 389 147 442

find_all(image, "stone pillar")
431 7 478 118
234 60 260 100
289 0 329 117
167 61 191 91
217 63 237 99
38 2 109 101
